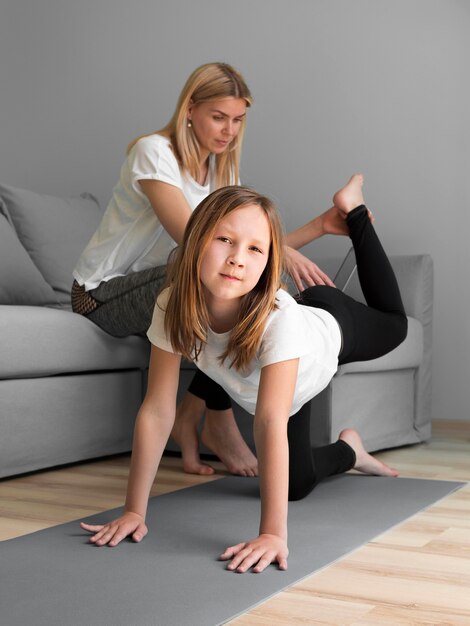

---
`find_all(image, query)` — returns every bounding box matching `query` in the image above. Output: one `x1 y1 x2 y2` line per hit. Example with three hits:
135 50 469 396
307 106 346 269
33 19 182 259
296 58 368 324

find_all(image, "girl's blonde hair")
128 63 252 188
164 186 285 371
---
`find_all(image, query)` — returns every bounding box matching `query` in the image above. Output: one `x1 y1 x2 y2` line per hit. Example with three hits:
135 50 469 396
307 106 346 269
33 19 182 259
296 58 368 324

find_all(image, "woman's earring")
187 121 192 128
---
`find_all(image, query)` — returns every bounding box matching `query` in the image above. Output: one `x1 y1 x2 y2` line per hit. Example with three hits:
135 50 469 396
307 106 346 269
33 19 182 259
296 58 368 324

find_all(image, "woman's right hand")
80 511 148 547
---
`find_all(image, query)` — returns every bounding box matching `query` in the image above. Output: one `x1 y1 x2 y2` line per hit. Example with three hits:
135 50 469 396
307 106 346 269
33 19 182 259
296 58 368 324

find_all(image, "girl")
71 61 348 478
81 175 407 574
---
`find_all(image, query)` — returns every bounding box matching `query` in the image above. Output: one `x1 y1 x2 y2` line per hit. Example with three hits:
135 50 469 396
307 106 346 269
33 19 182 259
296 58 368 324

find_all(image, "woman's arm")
80 346 181 546
139 179 339 291
283 206 351 290
284 206 349 250
283 205 373 291
219 358 299 573
139 179 192 245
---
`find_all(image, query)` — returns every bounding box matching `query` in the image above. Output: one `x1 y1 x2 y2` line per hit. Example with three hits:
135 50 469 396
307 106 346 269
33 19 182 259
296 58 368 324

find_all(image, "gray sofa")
0 183 433 479
0 184 150 478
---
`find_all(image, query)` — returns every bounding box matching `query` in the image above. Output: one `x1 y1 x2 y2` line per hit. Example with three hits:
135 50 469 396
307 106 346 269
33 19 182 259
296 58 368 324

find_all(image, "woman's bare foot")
201 410 258 477
339 428 399 477
171 393 216 476
332 174 365 218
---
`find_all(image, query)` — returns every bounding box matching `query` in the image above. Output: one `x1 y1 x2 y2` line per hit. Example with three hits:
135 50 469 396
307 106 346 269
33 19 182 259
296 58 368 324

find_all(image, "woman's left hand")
219 533 289 573
284 245 335 291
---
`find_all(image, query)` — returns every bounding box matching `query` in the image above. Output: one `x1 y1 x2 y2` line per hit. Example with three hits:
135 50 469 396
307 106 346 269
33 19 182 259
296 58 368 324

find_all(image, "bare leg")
171 392 258 477
339 428 399 477
171 392 216 475
201 410 258 477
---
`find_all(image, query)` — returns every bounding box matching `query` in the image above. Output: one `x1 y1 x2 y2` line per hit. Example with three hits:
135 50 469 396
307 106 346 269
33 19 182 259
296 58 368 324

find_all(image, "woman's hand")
320 205 374 236
80 512 148 547
219 534 289 573
284 245 334 291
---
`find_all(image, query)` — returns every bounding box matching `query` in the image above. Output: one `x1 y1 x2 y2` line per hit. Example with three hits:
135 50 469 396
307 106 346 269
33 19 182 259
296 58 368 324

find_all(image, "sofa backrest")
0 183 103 308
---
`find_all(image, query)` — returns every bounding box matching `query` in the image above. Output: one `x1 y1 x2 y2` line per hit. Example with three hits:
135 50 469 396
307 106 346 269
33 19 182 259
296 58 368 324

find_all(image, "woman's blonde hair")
164 186 285 371
128 63 252 188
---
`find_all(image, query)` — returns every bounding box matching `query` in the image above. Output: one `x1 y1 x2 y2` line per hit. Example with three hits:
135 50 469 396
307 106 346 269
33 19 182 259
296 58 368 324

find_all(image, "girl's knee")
288 479 316 501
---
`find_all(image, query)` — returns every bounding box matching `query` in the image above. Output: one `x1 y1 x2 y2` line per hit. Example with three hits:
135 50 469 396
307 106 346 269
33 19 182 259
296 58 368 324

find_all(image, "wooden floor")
1 420 470 624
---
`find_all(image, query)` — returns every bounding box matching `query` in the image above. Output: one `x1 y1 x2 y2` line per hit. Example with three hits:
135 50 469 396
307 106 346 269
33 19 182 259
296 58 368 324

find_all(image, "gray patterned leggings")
71 265 167 337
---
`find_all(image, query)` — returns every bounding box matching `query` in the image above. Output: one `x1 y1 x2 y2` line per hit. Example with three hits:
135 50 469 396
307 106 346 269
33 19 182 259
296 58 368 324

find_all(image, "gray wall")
1 0 469 422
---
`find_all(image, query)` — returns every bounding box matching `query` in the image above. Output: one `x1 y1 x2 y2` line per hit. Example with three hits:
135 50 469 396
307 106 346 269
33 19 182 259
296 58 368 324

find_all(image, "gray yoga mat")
0 474 463 626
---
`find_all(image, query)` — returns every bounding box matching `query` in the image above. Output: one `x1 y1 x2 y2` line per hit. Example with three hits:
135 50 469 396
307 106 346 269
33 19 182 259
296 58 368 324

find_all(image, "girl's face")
200 205 271 322
188 97 247 159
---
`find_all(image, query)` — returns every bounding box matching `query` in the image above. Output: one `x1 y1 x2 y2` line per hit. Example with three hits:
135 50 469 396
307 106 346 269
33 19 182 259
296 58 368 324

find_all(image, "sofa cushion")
0 213 59 306
0 184 102 307
0 306 150 379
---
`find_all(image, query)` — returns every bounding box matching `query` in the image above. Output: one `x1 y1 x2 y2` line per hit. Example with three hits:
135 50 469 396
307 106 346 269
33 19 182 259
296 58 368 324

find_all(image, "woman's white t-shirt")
73 134 215 291
147 288 342 416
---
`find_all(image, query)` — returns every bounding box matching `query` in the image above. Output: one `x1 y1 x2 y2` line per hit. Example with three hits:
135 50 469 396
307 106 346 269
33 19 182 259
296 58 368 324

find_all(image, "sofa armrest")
338 252 433 444
342 254 433 324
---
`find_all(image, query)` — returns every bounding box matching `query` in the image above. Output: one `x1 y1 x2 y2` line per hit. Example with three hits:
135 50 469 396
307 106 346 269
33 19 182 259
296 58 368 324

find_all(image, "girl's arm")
139 179 192 245
80 346 181 546
219 358 299 573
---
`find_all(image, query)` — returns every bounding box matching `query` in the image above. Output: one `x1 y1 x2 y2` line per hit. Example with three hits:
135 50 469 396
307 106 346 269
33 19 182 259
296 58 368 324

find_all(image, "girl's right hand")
80 511 148 547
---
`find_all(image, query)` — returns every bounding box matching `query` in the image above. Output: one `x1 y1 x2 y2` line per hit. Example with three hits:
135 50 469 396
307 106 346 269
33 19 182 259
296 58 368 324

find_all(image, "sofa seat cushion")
336 316 422 376
0 306 150 379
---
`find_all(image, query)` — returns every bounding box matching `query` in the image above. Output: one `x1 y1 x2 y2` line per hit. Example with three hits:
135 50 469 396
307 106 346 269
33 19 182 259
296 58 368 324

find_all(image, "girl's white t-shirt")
147 288 342 416
73 134 215 291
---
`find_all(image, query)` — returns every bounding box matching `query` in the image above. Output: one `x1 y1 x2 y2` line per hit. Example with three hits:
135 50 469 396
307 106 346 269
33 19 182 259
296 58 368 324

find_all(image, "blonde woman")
72 62 340 478
81 177 406 574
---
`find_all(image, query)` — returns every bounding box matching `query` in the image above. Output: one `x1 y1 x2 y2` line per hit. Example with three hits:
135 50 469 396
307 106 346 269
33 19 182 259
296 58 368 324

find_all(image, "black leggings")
190 206 408 500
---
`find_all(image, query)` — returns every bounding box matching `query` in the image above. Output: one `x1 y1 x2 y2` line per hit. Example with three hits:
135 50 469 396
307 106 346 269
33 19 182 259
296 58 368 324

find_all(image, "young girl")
81 175 407 573
71 61 342 478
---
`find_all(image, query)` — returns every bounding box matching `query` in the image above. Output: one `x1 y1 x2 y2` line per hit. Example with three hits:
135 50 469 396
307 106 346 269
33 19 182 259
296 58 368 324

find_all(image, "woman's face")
188 97 247 158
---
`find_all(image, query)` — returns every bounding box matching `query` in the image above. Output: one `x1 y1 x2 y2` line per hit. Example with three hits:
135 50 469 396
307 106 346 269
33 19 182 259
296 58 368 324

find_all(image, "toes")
183 462 215 476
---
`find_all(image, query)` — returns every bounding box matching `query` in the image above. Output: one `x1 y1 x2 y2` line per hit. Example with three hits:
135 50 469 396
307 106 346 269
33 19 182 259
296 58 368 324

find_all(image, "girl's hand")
219 534 289 573
284 246 334 291
80 512 148 547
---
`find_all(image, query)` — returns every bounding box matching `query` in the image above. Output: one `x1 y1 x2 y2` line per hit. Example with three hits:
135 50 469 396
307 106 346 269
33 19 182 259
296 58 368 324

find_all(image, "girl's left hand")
219 533 289 573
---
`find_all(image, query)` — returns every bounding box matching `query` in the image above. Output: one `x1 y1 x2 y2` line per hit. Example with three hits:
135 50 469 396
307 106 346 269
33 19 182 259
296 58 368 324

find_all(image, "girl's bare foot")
201 410 258 477
339 428 399 477
332 174 365 217
171 393 216 476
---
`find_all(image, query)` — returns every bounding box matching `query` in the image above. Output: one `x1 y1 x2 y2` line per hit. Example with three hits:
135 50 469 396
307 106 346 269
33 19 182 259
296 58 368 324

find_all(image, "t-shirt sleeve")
130 136 183 191
258 299 313 368
146 288 178 353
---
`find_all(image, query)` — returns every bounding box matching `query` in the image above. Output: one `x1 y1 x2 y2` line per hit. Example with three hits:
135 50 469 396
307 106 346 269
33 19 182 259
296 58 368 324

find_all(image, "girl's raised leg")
334 175 406 316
